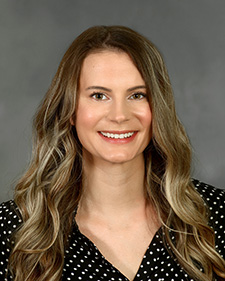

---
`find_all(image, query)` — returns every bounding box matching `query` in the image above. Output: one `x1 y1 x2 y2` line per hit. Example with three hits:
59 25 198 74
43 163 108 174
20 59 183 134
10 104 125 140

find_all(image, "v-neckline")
73 220 163 280
132 228 163 280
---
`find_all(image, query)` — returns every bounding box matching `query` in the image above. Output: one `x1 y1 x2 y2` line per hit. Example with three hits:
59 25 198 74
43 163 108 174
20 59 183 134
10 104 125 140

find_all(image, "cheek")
136 104 152 129
76 104 94 129
141 107 152 147
75 105 95 148
75 103 104 135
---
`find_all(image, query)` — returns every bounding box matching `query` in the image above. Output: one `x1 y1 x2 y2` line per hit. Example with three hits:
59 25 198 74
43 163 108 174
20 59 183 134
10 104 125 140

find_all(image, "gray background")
1 0 225 202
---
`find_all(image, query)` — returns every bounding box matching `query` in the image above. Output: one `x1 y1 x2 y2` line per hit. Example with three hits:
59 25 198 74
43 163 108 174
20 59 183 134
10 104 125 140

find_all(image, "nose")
107 99 130 123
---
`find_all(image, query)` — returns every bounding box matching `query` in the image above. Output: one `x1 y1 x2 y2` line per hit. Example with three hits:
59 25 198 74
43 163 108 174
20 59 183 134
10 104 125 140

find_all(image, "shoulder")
192 179 225 210
192 179 225 258
0 200 22 231
0 200 22 278
0 200 22 242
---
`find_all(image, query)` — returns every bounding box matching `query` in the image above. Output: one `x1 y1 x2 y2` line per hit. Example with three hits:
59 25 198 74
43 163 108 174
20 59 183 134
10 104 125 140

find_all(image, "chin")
103 153 136 164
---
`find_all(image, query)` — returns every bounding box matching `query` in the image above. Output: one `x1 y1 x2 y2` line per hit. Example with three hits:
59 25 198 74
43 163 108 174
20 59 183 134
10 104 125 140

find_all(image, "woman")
0 25 225 281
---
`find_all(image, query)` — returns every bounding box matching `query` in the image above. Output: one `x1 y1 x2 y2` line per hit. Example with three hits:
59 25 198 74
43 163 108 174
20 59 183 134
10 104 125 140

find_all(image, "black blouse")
0 180 225 281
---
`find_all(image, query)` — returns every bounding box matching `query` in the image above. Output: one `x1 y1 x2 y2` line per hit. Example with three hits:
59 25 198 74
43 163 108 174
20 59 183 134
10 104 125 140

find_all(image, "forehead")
82 50 134 70
79 50 145 87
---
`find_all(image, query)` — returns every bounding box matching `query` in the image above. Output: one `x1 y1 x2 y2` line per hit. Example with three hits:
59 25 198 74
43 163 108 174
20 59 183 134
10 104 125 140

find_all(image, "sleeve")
193 179 225 259
0 200 22 279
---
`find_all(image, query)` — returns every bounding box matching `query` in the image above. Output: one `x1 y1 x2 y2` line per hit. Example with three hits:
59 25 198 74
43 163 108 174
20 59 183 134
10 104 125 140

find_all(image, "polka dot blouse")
0 180 225 280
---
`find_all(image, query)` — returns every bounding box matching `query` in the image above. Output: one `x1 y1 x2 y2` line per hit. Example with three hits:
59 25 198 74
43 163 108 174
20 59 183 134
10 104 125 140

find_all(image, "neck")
78 153 147 222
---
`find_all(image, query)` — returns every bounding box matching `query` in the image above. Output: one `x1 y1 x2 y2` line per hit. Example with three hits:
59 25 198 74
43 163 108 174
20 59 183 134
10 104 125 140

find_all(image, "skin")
72 50 160 280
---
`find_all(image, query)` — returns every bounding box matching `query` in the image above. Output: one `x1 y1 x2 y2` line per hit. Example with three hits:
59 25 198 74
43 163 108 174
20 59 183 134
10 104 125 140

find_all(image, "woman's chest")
62 227 193 281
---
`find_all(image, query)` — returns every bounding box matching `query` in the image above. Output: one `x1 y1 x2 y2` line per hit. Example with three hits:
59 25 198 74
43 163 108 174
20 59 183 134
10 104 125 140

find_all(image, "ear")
70 116 75 126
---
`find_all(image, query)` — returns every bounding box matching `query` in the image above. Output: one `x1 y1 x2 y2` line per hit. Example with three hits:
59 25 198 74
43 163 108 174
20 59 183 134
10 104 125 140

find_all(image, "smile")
100 131 135 139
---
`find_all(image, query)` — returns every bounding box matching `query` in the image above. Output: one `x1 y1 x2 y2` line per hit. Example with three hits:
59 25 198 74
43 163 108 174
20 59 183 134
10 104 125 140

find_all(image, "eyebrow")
86 85 147 92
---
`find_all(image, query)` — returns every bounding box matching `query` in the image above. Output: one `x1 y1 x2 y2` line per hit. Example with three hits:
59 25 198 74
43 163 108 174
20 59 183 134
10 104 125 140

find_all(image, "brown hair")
8 25 225 280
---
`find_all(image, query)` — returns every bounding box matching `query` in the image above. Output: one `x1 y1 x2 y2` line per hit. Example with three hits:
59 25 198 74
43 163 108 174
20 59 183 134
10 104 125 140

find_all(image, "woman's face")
75 50 152 165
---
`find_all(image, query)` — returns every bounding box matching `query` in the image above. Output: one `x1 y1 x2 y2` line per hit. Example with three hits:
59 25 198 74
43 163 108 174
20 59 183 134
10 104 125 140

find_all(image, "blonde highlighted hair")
8 26 225 280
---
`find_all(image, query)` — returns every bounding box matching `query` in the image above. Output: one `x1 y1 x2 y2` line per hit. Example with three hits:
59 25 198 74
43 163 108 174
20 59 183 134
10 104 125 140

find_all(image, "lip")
98 131 138 144
100 130 135 134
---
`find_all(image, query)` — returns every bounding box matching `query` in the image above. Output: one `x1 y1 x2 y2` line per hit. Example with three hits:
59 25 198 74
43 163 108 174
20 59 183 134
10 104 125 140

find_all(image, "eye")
129 92 147 100
91 92 108 101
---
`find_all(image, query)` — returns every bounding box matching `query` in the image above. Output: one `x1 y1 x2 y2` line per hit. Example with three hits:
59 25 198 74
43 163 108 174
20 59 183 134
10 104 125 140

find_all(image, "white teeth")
100 132 135 139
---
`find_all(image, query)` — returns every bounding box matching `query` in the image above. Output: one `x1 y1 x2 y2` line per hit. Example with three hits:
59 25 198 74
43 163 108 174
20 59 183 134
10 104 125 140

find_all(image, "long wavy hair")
8 25 225 280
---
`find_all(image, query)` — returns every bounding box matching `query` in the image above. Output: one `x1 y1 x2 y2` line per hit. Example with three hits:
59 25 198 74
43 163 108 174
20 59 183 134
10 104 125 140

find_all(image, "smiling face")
74 50 152 165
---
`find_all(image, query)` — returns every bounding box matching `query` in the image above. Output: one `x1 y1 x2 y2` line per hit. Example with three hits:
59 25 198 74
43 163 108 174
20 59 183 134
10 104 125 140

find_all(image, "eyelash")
129 92 147 100
90 92 147 101
91 92 108 100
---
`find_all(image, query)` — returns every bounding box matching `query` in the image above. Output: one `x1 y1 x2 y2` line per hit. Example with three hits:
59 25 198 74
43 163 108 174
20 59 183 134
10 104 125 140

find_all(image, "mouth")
99 131 136 139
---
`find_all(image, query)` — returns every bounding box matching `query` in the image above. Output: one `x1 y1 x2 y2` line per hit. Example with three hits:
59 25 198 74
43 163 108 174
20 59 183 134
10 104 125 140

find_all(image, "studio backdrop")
1 0 225 201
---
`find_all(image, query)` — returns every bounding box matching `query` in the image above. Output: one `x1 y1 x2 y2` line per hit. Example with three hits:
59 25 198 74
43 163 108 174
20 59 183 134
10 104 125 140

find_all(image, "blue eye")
129 92 147 100
91 92 108 100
